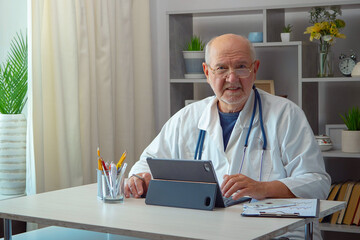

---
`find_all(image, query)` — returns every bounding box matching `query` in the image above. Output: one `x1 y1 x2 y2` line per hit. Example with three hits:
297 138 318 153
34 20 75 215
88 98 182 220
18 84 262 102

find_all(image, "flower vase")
318 43 333 77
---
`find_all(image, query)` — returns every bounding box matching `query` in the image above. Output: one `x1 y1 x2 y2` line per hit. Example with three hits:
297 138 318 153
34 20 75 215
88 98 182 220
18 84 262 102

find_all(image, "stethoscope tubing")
194 86 267 181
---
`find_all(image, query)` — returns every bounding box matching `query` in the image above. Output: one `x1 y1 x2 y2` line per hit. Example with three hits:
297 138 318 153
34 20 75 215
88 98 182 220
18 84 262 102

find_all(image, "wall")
0 0 27 64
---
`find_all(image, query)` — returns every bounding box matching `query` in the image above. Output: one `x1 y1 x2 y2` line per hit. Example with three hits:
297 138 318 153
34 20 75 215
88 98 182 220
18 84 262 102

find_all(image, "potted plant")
281 24 292 42
182 35 205 78
340 107 360 153
0 32 28 195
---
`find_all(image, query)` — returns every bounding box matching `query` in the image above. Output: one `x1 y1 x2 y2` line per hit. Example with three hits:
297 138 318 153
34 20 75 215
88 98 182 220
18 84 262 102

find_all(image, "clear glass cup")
101 163 127 203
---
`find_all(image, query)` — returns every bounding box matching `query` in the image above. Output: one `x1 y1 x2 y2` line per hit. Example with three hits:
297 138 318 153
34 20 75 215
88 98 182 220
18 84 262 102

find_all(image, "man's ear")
203 62 212 84
253 60 260 74
203 62 209 79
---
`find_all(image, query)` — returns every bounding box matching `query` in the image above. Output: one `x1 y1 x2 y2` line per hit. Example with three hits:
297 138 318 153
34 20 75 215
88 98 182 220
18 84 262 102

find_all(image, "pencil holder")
97 169 103 199
101 163 127 203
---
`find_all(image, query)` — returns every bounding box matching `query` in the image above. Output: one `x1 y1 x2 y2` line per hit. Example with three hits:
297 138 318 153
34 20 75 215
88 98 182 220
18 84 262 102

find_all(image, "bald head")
205 34 255 65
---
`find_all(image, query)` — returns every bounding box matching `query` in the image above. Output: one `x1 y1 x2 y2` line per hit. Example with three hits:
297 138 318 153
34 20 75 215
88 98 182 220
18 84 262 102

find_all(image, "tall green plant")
185 35 205 51
340 107 360 131
0 32 28 114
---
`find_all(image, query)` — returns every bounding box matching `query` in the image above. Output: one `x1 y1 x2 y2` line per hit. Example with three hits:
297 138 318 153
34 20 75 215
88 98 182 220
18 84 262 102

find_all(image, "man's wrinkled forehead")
210 39 252 63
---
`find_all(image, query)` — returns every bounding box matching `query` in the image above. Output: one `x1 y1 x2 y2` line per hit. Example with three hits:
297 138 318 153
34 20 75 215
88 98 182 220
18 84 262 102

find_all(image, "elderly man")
126 34 330 239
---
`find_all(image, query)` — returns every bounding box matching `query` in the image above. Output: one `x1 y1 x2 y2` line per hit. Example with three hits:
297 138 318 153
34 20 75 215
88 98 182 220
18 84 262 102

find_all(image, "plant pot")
182 51 205 78
341 130 360 153
280 33 290 42
0 114 27 195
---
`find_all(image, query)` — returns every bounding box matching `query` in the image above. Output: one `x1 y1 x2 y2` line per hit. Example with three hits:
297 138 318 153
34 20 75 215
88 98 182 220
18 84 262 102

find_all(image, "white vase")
341 130 360 153
0 114 27 195
280 33 290 42
351 62 360 77
182 51 205 78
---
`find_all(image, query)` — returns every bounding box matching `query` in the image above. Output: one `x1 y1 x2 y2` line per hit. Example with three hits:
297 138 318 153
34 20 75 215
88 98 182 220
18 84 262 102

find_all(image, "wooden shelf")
322 149 360 158
320 223 360 233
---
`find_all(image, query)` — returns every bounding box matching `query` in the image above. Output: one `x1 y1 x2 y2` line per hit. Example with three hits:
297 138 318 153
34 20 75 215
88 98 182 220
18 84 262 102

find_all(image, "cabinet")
158 0 360 236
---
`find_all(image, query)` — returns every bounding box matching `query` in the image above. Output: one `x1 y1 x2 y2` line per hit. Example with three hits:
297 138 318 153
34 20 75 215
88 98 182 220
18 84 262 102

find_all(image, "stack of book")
320 181 360 225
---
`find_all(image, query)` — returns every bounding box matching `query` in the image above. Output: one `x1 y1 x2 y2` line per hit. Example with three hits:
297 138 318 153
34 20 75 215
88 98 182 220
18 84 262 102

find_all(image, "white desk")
0 184 345 240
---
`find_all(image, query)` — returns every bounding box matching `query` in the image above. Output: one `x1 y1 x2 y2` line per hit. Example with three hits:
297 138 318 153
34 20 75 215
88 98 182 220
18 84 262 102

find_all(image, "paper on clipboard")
242 198 319 218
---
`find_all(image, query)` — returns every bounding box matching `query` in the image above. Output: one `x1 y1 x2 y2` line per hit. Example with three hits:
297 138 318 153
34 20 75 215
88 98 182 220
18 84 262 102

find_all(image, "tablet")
146 157 251 207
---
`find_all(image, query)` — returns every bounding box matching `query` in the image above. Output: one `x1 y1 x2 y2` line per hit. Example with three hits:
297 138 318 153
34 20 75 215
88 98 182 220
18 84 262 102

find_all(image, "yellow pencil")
98 158 103 171
116 151 127 169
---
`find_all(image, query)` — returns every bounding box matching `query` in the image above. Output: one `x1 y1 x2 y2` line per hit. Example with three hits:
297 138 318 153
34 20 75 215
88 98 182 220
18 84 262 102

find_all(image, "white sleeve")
277 106 331 199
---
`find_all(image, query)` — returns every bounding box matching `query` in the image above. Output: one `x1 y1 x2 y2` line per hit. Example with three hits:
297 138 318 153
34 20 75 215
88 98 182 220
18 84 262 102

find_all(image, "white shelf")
322 149 360 158
171 79 207 83
320 223 360 233
253 41 302 47
302 77 360 83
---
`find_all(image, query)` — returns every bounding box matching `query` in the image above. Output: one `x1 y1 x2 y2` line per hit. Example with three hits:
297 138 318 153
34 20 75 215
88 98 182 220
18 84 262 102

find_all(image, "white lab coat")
129 89 330 240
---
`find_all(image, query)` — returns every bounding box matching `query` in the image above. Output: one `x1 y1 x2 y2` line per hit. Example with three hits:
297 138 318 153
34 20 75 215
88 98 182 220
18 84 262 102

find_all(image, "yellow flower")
304 19 346 42
337 33 346 39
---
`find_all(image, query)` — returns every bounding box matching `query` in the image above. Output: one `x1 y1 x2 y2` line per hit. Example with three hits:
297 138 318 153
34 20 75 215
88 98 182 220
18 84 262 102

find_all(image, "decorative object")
315 135 333 151
183 35 205 78
281 24 292 42
254 80 275 95
0 114 27 194
304 6 346 77
351 62 360 77
248 32 263 43
325 124 347 149
339 53 357 77
339 107 360 153
0 32 28 195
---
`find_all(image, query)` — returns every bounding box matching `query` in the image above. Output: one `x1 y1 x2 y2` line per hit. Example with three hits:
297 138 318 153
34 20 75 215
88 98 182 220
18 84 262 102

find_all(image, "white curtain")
27 0 154 193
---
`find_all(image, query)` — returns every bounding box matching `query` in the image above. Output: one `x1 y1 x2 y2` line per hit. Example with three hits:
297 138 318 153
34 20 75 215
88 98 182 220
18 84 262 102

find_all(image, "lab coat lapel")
198 97 225 156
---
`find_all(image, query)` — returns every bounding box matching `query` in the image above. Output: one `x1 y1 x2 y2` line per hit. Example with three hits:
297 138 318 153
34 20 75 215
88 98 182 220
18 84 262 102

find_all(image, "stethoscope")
194 86 267 181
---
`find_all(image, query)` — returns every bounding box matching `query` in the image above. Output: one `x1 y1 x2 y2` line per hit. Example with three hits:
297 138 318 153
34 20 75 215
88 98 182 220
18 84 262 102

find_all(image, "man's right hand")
125 172 151 198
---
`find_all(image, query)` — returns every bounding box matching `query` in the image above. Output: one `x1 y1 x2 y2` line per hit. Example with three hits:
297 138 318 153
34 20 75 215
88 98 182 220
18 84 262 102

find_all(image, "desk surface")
0 184 345 240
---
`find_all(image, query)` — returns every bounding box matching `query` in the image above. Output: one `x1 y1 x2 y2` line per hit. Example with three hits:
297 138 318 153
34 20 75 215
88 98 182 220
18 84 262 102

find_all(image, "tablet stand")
145 179 217 210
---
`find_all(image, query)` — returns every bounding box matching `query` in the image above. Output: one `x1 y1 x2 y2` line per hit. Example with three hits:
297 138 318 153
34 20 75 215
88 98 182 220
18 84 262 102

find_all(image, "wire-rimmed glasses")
208 62 255 78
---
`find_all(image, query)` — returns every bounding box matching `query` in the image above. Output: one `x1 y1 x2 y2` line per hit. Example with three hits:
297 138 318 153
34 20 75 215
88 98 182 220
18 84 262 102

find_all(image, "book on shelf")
343 182 360 225
328 183 342 201
352 191 360 225
320 183 341 223
330 181 351 224
337 181 355 224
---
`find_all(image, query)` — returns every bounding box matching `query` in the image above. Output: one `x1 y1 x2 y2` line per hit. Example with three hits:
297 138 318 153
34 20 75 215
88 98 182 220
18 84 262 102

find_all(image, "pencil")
116 151 127 169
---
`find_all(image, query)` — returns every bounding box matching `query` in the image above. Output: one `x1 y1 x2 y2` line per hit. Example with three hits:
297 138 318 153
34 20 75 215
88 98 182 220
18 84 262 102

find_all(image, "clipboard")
242 198 320 218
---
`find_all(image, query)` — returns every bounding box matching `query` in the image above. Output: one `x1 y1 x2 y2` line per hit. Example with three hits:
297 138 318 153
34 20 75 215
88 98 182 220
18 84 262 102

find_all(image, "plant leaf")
0 31 28 114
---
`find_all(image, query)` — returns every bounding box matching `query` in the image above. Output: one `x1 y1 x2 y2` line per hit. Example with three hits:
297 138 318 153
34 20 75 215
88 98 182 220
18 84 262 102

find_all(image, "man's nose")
226 70 238 82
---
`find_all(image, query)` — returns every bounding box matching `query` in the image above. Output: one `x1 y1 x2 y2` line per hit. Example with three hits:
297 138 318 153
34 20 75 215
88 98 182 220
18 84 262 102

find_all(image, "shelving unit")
322 150 360 158
160 0 360 237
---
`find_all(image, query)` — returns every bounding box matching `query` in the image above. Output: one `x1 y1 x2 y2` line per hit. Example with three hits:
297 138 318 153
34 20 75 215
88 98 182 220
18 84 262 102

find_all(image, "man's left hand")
220 174 295 200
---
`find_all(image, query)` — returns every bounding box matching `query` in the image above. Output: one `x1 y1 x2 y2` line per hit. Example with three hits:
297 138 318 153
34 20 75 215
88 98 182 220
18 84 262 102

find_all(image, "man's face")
203 35 259 113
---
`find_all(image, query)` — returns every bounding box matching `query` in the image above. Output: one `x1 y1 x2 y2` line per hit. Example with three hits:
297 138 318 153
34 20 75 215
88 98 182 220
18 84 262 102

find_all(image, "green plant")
282 24 293 33
0 32 28 114
340 107 360 131
184 35 205 51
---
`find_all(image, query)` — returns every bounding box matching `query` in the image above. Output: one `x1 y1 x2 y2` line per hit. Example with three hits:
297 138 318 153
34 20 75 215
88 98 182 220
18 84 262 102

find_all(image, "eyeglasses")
207 62 255 78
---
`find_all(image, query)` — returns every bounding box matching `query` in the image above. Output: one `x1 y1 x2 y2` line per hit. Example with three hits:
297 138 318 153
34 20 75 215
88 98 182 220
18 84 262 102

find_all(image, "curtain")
27 0 154 194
